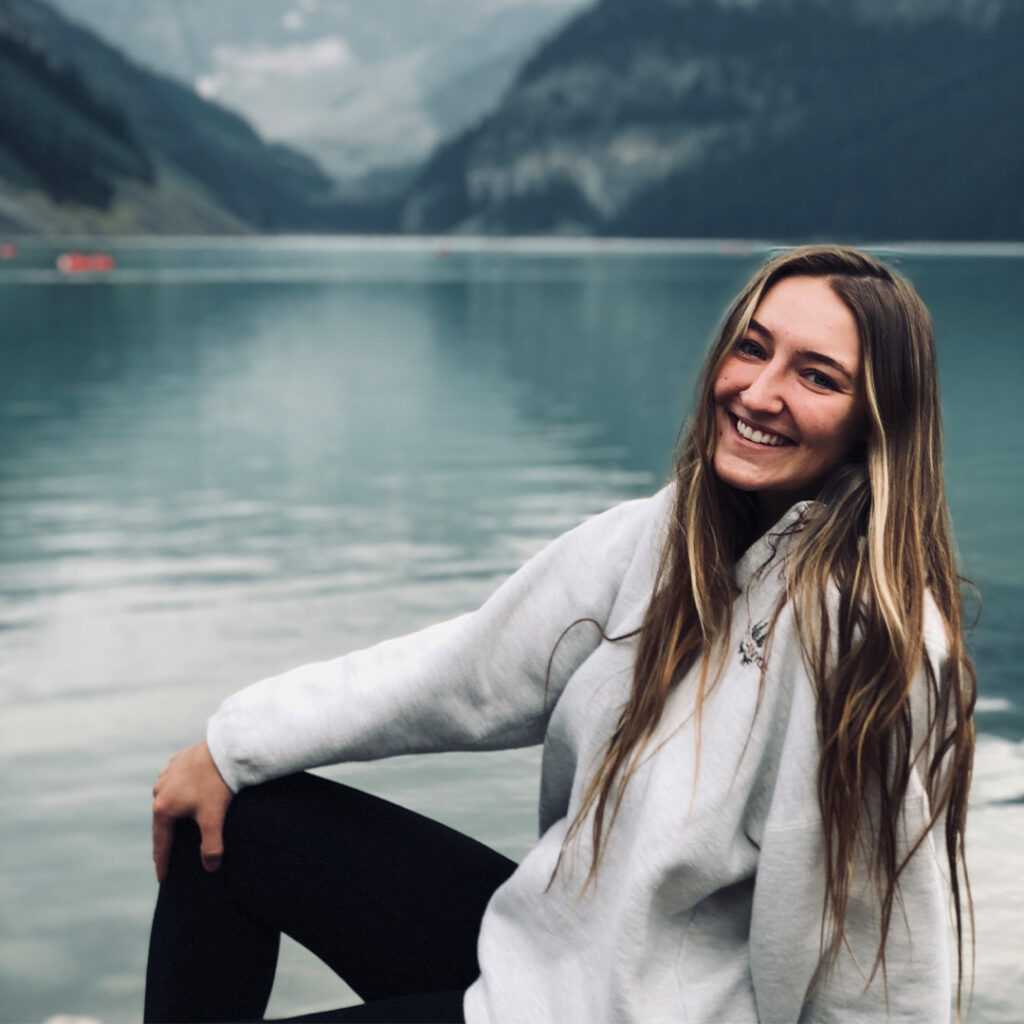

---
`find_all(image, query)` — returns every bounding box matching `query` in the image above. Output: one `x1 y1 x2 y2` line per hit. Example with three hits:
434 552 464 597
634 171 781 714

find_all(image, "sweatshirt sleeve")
207 488 671 793
748 614 953 1023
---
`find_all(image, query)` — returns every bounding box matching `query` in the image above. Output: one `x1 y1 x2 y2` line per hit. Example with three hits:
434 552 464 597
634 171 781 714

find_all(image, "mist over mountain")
399 0 1024 239
42 0 589 189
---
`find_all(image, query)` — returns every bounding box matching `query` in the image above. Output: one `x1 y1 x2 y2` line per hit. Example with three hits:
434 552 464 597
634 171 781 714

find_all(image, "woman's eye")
805 369 838 391
737 338 765 358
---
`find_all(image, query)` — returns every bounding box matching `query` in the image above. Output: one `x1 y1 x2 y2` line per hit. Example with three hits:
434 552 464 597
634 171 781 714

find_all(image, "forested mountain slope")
399 0 1024 239
0 0 371 233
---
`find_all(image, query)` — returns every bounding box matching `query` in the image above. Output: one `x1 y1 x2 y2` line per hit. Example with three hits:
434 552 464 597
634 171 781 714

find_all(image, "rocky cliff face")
399 0 1024 239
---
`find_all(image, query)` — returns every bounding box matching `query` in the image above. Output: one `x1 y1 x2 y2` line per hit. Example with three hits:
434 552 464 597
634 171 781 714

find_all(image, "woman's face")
712 275 867 524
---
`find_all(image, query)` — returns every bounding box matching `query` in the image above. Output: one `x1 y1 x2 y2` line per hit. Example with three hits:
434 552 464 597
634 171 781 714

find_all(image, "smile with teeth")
732 415 791 447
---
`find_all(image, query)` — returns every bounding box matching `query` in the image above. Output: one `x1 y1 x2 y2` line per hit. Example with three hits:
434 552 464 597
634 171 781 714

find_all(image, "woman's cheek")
715 359 748 394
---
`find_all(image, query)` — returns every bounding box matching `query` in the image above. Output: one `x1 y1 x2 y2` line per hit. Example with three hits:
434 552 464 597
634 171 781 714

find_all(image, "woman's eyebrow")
747 317 856 382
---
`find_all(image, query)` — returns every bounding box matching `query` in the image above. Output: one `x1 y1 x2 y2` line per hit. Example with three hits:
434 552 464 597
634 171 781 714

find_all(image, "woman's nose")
740 365 785 414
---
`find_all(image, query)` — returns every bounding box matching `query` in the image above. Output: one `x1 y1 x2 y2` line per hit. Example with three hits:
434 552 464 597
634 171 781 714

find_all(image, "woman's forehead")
752 277 862 373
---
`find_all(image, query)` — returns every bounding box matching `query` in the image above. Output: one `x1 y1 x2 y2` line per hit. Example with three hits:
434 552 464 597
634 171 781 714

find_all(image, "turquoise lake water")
0 238 1021 1021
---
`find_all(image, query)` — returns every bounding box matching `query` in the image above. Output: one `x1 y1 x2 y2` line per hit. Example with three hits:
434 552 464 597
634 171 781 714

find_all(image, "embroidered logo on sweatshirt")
739 619 770 667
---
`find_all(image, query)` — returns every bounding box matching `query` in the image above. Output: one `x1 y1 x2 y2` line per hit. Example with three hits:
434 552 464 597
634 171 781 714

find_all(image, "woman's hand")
152 740 234 884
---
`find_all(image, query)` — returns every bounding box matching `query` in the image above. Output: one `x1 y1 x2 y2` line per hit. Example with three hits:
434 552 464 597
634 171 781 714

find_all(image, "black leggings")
144 773 518 1023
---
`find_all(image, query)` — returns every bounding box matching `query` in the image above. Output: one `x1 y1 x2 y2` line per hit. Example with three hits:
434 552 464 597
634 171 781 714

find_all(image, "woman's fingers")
152 767 182 884
197 808 225 873
151 740 233 883
152 809 175 884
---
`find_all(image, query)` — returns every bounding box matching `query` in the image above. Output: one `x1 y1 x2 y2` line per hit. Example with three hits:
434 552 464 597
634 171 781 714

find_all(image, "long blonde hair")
560 245 975 1008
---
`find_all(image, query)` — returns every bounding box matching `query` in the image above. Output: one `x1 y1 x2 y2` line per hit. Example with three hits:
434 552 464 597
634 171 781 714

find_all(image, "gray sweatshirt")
207 486 953 1023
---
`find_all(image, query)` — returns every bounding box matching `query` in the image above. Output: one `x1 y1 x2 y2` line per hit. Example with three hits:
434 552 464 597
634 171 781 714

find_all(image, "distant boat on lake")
56 252 115 274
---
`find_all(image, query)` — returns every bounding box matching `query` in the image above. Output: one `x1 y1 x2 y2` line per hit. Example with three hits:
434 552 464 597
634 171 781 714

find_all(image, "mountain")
0 0 381 234
6 0 1018 239
0 26 154 227
398 0 1024 239
41 0 590 189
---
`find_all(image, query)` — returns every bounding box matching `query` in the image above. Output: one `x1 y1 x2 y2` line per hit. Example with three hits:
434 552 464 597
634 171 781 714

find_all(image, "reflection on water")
0 240 1020 1021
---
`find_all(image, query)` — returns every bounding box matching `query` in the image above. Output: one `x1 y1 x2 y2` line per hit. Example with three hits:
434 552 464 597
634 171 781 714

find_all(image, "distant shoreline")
4 235 1024 258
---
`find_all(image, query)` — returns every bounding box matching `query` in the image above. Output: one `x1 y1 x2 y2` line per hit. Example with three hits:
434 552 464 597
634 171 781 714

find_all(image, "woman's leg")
144 772 517 1023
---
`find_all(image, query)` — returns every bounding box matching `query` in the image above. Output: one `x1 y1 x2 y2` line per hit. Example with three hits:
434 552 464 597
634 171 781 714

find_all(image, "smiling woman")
146 245 975 1024
713 275 868 526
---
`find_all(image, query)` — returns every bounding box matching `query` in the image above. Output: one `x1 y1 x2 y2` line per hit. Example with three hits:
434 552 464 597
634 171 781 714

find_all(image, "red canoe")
57 251 116 273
